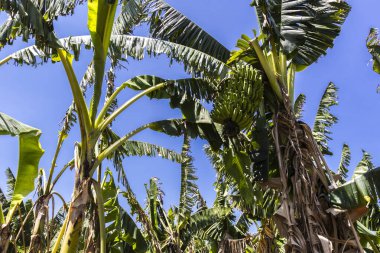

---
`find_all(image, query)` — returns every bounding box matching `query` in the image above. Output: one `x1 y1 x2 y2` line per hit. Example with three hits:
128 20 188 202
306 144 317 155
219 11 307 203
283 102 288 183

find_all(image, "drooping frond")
313 82 338 156
366 28 380 75
112 0 148 35
252 0 351 68
125 75 217 102
1 35 92 66
121 140 182 162
148 0 230 63
148 115 223 151
111 35 229 77
101 169 149 252
179 133 199 219
337 144 351 183
2 35 228 77
294 93 306 120
181 207 232 248
59 103 77 136
101 128 182 186
5 168 16 200
352 150 374 180
0 0 75 50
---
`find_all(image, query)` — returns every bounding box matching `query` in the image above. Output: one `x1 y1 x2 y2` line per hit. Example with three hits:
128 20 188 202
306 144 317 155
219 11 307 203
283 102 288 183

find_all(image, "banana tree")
0 0 227 252
1 0 377 252
145 0 367 252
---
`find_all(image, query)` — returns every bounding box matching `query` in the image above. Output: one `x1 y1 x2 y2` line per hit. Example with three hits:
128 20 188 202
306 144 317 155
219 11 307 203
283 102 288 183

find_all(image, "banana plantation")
0 0 379 252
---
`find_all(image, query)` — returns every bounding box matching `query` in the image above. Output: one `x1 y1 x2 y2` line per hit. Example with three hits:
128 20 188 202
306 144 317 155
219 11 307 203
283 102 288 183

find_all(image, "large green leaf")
102 170 148 252
149 0 230 63
223 149 254 205
181 207 232 249
125 75 217 102
2 35 228 78
87 0 117 120
121 74 224 149
252 0 350 68
0 0 75 50
329 167 380 210
353 150 374 180
0 112 44 222
356 221 380 247
112 0 148 35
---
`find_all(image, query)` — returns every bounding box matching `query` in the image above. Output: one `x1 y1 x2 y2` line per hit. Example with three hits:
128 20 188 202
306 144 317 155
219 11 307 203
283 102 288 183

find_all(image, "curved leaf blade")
0 113 44 222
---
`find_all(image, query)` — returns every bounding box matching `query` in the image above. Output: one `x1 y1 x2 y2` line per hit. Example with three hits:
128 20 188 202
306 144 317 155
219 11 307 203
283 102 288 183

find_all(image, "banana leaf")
0 112 44 222
329 167 380 210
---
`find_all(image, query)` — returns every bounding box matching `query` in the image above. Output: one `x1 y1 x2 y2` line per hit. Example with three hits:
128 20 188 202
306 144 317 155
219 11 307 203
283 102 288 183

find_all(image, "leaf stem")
97 82 167 132
90 123 152 174
45 133 65 194
57 49 92 138
249 39 283 101
91 180 106 253
95 81 131 128
50 160 74 192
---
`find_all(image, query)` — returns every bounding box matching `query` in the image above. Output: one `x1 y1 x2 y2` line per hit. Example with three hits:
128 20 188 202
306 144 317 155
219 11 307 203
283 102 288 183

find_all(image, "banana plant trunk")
59 161 94 253
272 95 362 253
0 224 10 253
29 196 51 253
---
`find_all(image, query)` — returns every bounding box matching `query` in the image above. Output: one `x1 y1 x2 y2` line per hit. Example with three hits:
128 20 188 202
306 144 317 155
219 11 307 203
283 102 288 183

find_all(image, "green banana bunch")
211 65 263 136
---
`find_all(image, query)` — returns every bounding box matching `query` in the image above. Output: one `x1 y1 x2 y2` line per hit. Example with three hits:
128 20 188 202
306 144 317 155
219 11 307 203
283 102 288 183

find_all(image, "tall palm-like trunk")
272 93 362 252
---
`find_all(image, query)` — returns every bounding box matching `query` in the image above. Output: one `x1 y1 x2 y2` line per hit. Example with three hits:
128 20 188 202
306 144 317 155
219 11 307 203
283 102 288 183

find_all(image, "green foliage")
251 0 351 68
2 1 379 252
125 75 217 102
337 144 351 183
102 170 148 252
148 0 230 63
330 167 380 210
0 0 76 50
294 94 306 120
179 134 199 218
313 82 338 156
87 0 118 120
0 112 44 222
367 28 380 75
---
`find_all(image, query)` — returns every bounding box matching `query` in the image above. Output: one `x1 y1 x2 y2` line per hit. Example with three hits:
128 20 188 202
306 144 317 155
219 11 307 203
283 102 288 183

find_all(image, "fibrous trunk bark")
28 196 50 253
272 94 362 253
59 165 93 253
0 224 10 253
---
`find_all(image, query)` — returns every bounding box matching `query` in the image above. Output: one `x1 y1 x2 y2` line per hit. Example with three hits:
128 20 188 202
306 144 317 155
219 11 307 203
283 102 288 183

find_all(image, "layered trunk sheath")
0 224 10 253
272 94 362 253
29 196 50 253
59 164 94 253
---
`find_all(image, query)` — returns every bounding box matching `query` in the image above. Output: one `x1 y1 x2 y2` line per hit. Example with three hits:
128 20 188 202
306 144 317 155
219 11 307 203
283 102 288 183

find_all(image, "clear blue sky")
0 0 380 209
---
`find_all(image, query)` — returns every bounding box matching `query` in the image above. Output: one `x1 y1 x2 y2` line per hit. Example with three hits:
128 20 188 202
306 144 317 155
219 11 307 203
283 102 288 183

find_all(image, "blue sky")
0 0 380 209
